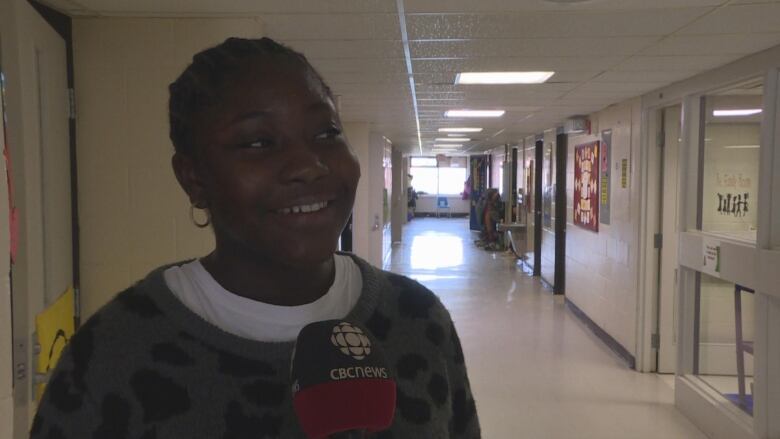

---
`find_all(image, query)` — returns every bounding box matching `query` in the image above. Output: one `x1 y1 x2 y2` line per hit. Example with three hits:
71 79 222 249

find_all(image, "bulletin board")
574 141 600 232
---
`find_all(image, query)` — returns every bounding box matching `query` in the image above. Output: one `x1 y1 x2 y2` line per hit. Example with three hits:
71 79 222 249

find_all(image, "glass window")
700 80 763 243
695 273 755 416
408 167 437 195
409 156 468 196
411 156 437 167
438 167 467 195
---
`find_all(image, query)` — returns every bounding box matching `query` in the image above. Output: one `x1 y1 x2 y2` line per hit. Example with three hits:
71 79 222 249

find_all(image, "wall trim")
565 298 636 369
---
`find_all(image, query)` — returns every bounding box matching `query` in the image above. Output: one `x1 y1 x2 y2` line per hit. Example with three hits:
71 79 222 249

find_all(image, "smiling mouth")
275 200 329 215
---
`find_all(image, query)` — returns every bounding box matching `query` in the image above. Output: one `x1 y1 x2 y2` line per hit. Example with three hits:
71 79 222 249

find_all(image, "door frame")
638 43 780 437
637 100 686 373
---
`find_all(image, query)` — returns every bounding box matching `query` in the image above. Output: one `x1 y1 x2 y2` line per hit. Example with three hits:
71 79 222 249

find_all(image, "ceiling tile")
593 70 699 83
641 33 780 55
405 0 724 13
410 37 658 58
287 39 405 59
412 56 626 73
72 0 396 15
614 54 738 71
311 57 407 74
406 8 712 40
264 14 400 40
679 3 780 34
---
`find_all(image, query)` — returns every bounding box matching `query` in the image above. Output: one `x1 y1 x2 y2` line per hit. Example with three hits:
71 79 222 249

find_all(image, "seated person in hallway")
31 37 480 438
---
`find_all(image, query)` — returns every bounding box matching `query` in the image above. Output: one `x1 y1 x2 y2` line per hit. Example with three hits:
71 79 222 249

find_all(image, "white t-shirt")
163 254 362 342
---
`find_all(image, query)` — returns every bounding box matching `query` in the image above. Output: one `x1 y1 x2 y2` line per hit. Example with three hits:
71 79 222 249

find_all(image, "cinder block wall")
73 18 265 317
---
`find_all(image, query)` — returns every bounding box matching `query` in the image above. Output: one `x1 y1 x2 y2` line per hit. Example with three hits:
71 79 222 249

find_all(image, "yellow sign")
621 159 628 188
35 287 75 400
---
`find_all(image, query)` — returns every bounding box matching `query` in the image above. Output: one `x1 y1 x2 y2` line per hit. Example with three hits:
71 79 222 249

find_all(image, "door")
1 1 72 435
540 132 556 287
657 105 682 373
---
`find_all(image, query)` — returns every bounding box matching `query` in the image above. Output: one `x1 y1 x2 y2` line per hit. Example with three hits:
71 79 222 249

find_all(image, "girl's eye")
315 127 342 141
247 138 273 149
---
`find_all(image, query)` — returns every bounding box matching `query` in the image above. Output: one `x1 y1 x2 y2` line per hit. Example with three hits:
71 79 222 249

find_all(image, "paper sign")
701 237 721 277
35 287 76 400
621 159 628 189
600 130 612 225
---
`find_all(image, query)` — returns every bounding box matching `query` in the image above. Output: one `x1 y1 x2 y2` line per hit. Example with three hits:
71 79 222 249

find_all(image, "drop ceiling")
40 0 780 154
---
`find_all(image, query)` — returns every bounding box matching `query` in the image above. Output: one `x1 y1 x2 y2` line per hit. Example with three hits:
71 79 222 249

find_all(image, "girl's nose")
281 141 330 184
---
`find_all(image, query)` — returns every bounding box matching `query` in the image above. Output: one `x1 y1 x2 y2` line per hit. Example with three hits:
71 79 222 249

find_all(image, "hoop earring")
189 204 210 228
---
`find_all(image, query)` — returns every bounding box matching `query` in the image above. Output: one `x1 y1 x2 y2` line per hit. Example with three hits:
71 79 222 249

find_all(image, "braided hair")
168 37 333 156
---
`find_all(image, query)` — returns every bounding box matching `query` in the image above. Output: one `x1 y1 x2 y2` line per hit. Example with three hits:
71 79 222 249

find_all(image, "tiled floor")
385 217 709 439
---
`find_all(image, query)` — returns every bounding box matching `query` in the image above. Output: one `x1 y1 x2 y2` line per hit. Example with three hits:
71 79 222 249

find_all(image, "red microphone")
290 320 396 439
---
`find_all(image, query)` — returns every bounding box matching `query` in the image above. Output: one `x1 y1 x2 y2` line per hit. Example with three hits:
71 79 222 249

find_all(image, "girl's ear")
172 152 207 207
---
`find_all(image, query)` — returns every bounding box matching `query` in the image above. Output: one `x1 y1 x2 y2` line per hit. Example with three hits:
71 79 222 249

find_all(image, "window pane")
411 157 437 167
700 80 762 243
409 167 437 194
438 168 467 195
696 273 755 416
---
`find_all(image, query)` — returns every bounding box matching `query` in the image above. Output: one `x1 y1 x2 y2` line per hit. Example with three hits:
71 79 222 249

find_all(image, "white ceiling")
43 0 780 154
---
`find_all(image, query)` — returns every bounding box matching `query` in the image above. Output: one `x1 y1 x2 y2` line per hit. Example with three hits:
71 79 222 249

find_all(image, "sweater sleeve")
29 342 102 439
445 320 481 438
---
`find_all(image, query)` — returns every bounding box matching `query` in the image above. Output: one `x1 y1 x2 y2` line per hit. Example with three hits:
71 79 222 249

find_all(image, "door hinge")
68 88 76 120
654 233 663 249
651 333 660 349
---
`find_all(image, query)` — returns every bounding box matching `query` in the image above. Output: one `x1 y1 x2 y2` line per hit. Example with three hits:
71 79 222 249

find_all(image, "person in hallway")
475 188 502 251
30 37 480 438
407 173 418 220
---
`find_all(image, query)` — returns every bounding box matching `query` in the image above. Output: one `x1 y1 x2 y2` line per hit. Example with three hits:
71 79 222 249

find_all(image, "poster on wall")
574 141 599 232
600 130 612 225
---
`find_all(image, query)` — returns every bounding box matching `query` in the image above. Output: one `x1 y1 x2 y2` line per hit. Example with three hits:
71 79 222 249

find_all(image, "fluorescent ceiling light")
724 145 760 149
435 138 470 142
439 127 483 133
433 144 461 148
445 110 505 118
448 134 467 137
713 109 762 117
455 71 555 85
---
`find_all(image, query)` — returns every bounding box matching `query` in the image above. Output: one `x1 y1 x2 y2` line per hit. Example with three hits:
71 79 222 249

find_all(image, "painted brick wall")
565 98 642 355
73 18 265 317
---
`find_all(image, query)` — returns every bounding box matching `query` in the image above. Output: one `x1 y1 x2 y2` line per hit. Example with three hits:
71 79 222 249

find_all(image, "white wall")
566 98 642 356
73 18 265 317
414 195 470 215
343 124 383 267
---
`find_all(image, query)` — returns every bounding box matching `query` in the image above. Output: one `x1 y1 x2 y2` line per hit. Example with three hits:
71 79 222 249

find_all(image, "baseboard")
565 298 636 369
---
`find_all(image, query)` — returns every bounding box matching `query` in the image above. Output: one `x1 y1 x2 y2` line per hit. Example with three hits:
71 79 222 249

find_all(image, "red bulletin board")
574 141 599 232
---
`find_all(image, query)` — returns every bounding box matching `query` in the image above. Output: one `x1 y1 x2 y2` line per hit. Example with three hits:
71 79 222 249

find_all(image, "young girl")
30 37 480 438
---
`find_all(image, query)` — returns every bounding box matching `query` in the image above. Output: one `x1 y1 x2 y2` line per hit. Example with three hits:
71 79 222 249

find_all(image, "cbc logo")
331 322 372 360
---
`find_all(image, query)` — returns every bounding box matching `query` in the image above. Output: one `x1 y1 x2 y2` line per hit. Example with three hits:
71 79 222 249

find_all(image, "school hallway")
386 217 706 439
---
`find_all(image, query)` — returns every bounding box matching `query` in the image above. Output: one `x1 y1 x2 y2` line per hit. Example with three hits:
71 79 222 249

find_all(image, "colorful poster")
600 130 612 225
574 141 600 232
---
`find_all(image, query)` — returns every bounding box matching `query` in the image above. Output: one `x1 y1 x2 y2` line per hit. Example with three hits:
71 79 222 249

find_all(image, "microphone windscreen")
291 320 396 439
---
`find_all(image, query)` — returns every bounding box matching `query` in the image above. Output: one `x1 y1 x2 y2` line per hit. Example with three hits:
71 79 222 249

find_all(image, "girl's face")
175 59 360 268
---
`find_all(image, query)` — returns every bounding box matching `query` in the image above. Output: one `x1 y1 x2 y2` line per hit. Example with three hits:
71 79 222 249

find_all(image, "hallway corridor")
386 218 708 439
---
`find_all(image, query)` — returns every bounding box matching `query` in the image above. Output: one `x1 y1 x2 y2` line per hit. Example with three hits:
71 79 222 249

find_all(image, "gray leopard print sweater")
30 255 480 438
